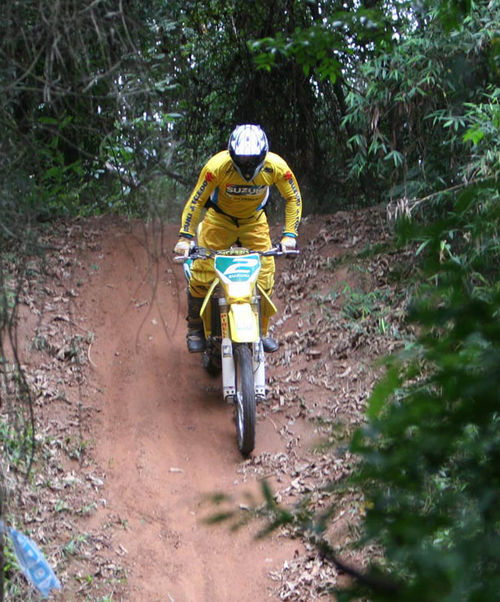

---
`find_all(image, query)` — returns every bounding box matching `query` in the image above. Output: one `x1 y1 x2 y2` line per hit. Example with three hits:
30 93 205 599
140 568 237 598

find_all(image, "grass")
341 284 392 320
0 412 34 471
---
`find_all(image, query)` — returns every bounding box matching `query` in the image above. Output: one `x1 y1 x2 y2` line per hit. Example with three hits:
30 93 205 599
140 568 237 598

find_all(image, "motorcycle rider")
173 124 302 353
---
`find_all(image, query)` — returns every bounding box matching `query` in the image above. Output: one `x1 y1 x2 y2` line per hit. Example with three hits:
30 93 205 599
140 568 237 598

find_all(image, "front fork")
221 339 266 403
221 337 235 401
253 340 266 401
219 298 266 403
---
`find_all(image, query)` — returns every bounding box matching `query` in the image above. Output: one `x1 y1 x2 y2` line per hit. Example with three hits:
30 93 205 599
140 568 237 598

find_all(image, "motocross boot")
186 292 206 353
262 337 279 353
260 314 279 353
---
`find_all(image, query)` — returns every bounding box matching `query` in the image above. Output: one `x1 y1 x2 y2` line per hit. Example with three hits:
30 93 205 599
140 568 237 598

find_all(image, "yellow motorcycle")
177 245 297 455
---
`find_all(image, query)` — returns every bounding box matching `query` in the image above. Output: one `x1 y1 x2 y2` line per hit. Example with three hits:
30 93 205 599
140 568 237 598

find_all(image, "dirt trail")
75 217 299 601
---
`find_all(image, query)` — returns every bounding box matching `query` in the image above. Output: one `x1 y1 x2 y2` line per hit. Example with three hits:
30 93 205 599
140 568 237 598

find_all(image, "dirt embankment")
7 208 407 601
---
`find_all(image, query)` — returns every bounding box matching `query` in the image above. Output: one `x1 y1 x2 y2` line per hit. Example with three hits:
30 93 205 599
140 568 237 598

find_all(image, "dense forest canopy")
1 0 499 600
1 0 497 216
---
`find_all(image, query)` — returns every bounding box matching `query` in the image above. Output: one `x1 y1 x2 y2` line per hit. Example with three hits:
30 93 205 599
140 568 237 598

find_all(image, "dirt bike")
176 244 298 455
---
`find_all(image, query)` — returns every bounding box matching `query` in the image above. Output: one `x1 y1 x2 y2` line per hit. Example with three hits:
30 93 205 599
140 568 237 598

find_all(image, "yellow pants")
189 209 275 333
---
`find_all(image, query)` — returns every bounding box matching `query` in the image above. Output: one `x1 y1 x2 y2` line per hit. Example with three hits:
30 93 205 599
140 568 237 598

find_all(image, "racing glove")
280 236 297 253
173 237 194 256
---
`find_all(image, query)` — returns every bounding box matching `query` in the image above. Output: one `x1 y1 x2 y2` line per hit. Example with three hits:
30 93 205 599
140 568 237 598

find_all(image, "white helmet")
228 124 269 181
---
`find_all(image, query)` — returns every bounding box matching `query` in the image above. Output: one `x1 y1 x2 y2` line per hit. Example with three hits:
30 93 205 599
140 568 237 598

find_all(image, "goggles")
235 155 261 168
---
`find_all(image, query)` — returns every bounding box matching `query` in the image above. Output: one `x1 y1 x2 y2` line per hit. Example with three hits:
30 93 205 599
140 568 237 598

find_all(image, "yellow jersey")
179 150 302 239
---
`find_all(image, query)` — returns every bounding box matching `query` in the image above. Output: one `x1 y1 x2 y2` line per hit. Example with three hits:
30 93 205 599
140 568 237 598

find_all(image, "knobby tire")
234 343 256 455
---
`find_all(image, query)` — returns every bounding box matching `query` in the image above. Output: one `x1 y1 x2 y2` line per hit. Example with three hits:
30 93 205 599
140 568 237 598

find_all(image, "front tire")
234 343 256 455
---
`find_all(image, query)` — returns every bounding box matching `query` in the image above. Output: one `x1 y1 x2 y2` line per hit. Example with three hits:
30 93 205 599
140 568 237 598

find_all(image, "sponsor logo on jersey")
226 184 267 196
182 179 209 232
284 170 301 235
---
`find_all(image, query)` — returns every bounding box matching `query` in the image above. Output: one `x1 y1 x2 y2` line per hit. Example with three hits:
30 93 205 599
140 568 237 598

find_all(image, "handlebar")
174 244 300 264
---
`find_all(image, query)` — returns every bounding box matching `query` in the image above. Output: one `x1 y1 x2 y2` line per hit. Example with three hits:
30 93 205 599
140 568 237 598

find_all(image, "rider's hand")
173 237 193 256
280 236 297 253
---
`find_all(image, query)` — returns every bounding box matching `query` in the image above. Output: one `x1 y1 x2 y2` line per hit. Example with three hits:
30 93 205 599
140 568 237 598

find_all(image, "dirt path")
73 217 300 601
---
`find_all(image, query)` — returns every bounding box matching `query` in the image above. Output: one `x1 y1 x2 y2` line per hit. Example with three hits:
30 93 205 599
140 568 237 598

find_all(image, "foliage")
341 2 497 204
242 118 499 602
0 291 37 601
343 176 500 601
0 0 184 218
164 0 362 210
247 1 498 209
3 0 415 217
1 0 497 219
249 6 391 81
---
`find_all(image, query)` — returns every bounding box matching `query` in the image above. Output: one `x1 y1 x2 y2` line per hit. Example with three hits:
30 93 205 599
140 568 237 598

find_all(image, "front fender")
229 303 259 342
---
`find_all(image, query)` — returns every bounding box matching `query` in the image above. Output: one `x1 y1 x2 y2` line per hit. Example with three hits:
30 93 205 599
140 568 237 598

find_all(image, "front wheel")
234 343 256 455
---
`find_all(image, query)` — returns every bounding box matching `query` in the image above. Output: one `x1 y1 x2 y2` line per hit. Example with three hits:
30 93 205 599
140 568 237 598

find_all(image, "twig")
312 534 400 596
87 342 97 368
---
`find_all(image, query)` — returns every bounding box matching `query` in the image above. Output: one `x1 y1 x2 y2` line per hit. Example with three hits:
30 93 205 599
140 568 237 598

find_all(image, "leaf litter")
241 206 415 600
1 221 126 600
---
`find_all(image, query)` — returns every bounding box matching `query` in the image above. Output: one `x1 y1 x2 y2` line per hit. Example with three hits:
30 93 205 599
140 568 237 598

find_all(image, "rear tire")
234 344 256 455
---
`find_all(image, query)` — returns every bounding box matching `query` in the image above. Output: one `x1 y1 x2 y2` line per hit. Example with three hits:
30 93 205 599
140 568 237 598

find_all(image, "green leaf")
384 150 405 167
463 126 484 145
37 116 59 125
416 239 431 256
366 366 400 419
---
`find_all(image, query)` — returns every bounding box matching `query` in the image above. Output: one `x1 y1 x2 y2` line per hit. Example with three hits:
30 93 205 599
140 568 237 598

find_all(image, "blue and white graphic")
0 520 61 598
215 254 261 283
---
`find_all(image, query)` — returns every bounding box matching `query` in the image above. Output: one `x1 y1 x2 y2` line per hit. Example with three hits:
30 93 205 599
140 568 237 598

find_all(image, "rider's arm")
179 158 219 239
272 155 302 238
